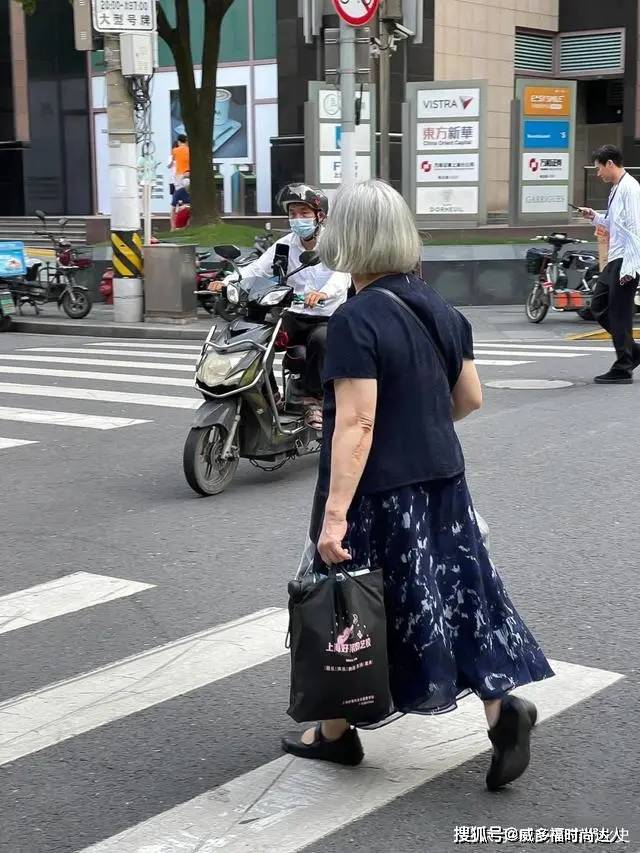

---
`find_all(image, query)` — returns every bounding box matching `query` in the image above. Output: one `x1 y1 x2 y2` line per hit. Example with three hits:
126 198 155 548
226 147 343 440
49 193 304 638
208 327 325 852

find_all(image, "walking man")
581 145 640 384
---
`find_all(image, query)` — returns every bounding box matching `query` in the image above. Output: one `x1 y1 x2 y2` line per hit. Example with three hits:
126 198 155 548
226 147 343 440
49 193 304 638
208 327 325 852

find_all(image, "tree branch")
155 1 176 47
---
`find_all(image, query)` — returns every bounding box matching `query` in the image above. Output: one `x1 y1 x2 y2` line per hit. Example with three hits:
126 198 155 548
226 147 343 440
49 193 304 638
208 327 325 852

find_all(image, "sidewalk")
8 303 214 340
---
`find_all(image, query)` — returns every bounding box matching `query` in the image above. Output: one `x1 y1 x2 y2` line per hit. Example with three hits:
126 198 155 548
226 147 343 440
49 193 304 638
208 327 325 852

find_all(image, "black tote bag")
287 567 393 726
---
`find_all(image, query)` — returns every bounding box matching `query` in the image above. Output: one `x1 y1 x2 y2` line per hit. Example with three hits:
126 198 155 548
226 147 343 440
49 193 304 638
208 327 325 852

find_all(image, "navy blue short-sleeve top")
318 273 474 497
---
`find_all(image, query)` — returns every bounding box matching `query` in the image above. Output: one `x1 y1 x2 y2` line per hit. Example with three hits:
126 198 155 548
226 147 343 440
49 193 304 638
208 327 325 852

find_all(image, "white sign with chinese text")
522 153 569 182
417 121 479 151
417 88 480 120
416 153 479 183
319 155 371 185
416 186 479 216
521 184 569 213
91 0 156 33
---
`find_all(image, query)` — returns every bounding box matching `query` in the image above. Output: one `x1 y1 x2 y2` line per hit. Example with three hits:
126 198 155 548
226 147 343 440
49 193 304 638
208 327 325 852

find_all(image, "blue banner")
523 120 570 150
0 241 27 277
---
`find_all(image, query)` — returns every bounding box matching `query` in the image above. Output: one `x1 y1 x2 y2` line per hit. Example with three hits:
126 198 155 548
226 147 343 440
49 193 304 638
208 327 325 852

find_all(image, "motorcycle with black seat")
183 245 324 496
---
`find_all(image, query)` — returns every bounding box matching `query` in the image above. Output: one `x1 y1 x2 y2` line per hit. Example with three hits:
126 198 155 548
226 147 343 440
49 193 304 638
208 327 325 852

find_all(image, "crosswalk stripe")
0 382 200 410
475 359 532 366
25 347 200 361
0 365 194 387
0 572 154 635
0 355 194 372
85 342 203 351
80 658 622 853
474 343 614 352
0 607 288 767
0 437 37 450
473 349 584 358
0 407 149 430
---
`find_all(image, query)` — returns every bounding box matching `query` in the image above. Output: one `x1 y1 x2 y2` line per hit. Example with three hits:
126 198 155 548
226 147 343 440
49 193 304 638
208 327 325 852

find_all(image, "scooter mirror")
214 244 242 262
59 217 69 228
265 221 272 231
299 250 320 267
34 209 46 222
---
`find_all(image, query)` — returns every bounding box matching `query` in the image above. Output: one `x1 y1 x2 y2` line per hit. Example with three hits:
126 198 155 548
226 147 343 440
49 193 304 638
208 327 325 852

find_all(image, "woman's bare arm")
319 378 377 564
451 359 482 422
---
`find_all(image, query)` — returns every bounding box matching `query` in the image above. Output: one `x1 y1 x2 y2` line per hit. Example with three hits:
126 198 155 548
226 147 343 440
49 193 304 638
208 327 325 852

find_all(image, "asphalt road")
0 309 638 853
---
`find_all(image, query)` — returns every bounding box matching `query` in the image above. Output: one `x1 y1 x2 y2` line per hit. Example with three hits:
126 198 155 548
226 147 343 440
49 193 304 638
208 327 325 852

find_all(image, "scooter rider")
209 184 349 430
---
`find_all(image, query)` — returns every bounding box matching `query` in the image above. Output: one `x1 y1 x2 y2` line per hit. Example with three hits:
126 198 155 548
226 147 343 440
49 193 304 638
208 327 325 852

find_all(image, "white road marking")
0 407 149 430
475 360 532 366
85 342 203 351
473 349 585 358
474 343 614 352
0 382 200 410
0 572 154 635
0 365 194 387
25 347 199 361
0 355 193 372
0 607 289 767
0 437 37 450
80 658 622 853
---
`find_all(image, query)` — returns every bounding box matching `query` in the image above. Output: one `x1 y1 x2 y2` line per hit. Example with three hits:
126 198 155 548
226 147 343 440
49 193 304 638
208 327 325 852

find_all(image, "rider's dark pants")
280 312 328 399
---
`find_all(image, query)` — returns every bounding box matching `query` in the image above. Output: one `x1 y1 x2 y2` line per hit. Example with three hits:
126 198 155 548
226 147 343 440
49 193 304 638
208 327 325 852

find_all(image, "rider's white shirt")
237 232 350 317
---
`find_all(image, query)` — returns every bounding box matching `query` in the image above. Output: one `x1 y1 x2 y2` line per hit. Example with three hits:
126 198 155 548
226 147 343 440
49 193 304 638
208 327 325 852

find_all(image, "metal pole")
105 33 143 322
379 21 391 181
339 19 357 185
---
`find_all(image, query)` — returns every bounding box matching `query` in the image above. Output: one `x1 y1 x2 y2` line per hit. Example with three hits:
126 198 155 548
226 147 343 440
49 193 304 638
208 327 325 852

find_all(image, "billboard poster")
170 86 248 161
416 153 479 183
521 184 569 214
522 153 569 182
523 120 569 150
523 86 571 117
416 186 479 215
417 88 480 120
417 121 479 151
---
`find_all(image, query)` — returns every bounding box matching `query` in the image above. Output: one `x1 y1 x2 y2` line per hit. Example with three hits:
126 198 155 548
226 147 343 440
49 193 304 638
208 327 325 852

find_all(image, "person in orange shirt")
167 134 190 195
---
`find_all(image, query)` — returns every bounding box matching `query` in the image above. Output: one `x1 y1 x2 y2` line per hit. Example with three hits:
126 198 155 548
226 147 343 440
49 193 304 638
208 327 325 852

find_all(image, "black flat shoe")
486 695 537 791
282 722 364 766
594 370 633 384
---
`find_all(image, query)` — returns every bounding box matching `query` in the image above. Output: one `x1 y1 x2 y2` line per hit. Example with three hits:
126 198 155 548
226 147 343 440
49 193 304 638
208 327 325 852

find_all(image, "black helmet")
277 184 329 216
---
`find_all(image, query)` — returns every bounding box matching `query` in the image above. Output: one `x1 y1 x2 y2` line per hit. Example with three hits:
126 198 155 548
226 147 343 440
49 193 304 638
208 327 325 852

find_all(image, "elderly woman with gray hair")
282 180 554 791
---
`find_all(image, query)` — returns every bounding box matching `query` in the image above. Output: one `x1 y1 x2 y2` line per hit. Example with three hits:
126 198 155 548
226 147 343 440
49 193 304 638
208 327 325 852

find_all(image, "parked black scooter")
183 246 322 496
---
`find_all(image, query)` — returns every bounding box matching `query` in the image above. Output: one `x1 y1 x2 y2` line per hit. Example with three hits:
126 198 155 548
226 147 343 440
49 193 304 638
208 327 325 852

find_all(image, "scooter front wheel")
62 288 92 319
525 286 549 323
183 426 238 496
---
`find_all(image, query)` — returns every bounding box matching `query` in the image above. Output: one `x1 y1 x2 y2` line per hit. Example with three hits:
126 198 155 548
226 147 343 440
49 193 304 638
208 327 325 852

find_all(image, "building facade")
0 0 636 218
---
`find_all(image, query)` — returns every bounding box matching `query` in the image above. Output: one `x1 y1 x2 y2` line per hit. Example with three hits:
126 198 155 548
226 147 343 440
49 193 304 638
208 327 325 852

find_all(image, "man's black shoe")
486 695 537 791
282 723 364 766
594 370 633 384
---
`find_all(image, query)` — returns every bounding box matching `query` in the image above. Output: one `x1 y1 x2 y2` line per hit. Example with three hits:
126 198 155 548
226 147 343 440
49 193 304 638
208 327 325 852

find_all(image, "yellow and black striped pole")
111 230 143 279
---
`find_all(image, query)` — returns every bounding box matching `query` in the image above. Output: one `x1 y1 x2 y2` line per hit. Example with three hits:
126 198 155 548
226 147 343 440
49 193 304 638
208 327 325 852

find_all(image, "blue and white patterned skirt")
312 475 554 722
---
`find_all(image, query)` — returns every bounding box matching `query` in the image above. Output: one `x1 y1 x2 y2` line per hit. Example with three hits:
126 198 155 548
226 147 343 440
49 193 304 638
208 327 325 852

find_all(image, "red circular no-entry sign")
332 0 381 27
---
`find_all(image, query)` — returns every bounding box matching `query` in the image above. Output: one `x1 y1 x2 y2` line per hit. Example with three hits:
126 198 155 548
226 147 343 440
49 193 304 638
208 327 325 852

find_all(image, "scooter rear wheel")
62 288 92 319
525 286 549 323
183 426 238 496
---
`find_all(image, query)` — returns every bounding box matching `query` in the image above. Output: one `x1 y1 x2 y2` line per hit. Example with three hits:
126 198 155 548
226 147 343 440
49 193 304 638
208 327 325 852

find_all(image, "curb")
566 328 640 341
9 318 210 341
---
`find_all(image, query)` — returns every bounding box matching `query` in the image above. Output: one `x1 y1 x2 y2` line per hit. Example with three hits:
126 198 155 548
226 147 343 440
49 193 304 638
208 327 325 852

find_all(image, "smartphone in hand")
569 203 583 212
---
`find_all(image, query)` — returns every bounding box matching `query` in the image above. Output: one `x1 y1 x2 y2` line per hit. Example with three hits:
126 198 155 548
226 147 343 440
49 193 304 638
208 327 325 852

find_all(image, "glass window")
253 0 277 60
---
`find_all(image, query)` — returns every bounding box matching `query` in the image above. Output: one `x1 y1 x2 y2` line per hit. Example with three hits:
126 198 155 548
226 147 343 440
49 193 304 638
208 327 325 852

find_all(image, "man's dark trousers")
590 258 640 373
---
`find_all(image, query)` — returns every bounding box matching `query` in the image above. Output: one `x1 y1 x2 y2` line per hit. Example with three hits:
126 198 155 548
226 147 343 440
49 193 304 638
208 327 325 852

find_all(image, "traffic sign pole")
339 19 357 186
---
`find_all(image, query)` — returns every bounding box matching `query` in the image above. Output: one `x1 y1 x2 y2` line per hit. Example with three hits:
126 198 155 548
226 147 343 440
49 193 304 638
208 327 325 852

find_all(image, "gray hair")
319 179 422 275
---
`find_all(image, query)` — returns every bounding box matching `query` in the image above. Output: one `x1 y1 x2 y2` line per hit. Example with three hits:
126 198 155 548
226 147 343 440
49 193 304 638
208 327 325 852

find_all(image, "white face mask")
289 217 317 240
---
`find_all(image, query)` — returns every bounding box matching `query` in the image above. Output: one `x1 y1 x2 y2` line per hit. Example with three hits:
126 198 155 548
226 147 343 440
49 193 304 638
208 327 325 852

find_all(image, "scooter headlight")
260 287 290 306
226 283 239 305
196 352 244 387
